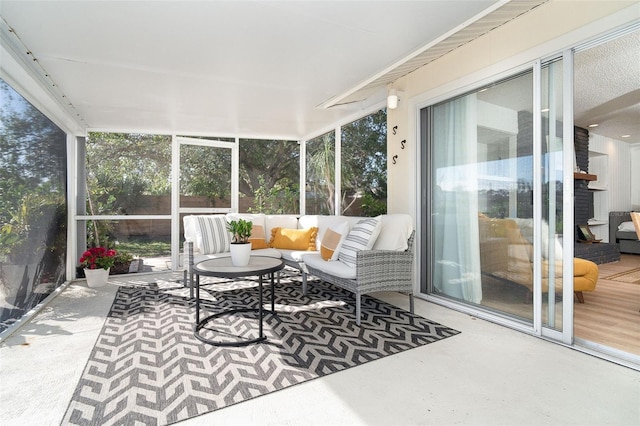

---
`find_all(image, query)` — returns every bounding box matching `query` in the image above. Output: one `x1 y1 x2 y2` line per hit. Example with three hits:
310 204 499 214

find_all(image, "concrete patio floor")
1 271 639 425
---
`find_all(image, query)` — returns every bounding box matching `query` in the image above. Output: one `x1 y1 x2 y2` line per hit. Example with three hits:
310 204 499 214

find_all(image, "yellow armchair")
479 216 599 303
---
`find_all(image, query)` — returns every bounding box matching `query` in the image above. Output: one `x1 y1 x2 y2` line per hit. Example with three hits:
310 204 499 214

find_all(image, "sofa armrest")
609 211 631 243
184 241 195 297
355 231 415 293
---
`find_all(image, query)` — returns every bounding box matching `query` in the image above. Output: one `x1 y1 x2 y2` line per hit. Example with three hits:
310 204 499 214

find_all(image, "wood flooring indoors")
574 254 640 356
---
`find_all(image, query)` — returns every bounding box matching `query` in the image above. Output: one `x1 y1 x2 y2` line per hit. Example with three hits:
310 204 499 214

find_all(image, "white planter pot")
230 243 252 266
84 268 110 288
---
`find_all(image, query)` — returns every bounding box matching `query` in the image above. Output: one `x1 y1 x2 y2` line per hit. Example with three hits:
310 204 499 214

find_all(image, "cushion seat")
279 249 318 263
303 253 357 279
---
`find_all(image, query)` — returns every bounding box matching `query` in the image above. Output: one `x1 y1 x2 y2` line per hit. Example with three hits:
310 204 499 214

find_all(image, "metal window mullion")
232 137 239 212
73 136 87 280
76 215 172 220
300 140 306 215
547 61 557 329
67 135 79 281
562 49 575 345
171 134 180 270
532 60 542 335
334 127 341 216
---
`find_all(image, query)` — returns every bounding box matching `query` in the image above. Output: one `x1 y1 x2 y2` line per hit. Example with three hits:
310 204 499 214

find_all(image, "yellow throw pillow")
269 227 318 251
248 224 269 250
320 221 349 261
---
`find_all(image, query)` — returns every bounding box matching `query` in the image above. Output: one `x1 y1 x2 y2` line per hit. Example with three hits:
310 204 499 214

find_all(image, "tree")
179 143 232 205
85 132 172 245
86 132 172 208
0 79 67 328
0 81 66 226
239 139 300 213
340 109 387 215
306 133 335 215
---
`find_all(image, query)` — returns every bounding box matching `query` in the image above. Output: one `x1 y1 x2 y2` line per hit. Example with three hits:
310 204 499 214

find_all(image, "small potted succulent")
226 219 253 266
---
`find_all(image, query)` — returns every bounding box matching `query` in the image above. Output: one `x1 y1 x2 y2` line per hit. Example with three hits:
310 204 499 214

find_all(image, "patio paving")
1 271 639 425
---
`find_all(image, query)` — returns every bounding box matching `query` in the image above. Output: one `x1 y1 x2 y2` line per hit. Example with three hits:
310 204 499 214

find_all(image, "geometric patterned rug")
605 267 640 284
62 276 460 425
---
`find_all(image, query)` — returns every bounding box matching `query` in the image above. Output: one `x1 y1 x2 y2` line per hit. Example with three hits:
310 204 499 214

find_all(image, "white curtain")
432 94 483 303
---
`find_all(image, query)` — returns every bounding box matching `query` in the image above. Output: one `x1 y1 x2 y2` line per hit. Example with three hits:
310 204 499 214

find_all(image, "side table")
193 256 284 346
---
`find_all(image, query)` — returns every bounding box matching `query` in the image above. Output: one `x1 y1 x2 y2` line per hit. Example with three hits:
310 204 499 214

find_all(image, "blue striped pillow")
338 218 382 268
195 215 231 254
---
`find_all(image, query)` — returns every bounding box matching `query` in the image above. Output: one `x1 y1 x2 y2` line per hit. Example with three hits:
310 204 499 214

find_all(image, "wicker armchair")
303 231 415 326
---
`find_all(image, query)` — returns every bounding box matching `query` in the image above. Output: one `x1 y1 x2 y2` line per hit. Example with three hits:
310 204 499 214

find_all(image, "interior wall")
386 0 639 216
632 144 640 210
589 133 633 212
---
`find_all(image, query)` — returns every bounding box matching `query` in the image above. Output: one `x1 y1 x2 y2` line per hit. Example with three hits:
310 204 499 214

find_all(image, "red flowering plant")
79 247 117 270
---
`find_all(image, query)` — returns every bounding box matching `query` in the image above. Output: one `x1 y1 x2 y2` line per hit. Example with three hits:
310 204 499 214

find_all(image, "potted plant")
79 247 117 287
110 250 134 275
226 219 253 266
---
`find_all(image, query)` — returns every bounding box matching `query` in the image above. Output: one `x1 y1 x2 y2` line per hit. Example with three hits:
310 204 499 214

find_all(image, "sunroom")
1 2 639 421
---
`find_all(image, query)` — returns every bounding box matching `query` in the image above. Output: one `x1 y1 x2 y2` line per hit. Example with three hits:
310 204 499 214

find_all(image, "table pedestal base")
195 307 269 347
194 268 278 346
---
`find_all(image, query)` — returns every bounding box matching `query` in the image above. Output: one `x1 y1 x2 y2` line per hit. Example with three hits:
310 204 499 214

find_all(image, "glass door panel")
424 70 536 323
178 138 233 212
541 59 564 332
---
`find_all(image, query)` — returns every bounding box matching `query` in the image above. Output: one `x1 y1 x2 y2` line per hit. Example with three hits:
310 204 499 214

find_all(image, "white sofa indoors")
183 213 415 325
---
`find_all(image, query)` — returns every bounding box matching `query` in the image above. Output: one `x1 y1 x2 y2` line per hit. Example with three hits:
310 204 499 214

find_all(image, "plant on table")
226 219 253 244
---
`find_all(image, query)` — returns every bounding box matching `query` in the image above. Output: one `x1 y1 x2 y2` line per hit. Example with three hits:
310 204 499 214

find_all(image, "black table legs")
194 272 277 347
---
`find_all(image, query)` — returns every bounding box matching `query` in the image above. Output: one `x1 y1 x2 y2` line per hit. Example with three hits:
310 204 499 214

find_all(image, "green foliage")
239 139 300 214
360 192 387 217
84 132 172 245
86 220 113 248
227 219 253 243
91 172 147 215
0 80 67 265
248 175 299 214
180 143 232 204
305 109 387 216
306 133 335 215
0 178 66 263
85 132 171 218
340 109 387 216
114 250 134 264
86 132 171 195
116 237 170 258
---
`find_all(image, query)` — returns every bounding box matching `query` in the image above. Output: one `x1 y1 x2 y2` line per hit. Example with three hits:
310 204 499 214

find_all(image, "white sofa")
183 213 415 325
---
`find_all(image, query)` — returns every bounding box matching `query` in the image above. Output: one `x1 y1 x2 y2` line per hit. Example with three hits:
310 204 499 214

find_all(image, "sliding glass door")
421 59 569 338
424 70 536 322
540 58 566 334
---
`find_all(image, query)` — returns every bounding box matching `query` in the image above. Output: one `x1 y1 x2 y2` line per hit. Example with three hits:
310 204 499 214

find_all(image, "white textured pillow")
618 221 635 232
338 218 382 268
195 215 231 254
372 214 412 251
320 221 349 261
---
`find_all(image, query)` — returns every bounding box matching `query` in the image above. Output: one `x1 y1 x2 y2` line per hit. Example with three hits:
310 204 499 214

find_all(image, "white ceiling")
574 29 640 145
0 0 499 138
0 1 636 143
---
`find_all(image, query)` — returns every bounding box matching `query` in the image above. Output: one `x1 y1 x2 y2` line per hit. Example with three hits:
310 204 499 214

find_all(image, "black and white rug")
63 276 460 425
